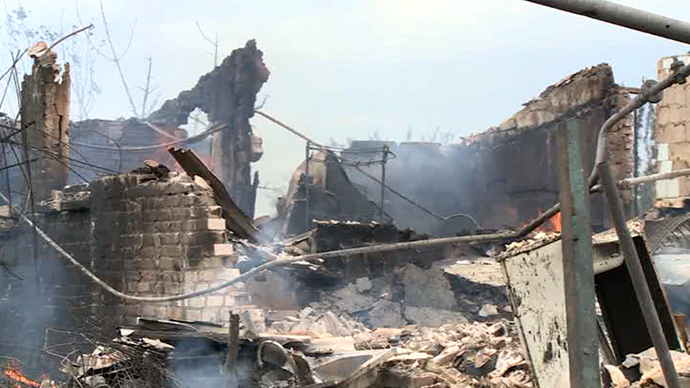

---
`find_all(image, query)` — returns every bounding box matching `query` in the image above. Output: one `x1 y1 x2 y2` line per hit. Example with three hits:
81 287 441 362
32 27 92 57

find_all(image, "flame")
4 368 41 387
519 207 562 234
551 211 562 233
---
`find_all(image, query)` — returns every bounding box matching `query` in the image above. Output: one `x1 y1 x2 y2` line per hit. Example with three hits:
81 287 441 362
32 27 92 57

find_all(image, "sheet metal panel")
502 240 569 388
501 239 624 388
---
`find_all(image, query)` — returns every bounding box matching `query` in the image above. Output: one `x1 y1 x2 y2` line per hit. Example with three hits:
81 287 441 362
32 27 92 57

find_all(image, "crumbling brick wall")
88 172 247 324
0 169 247 375
655 54 690 206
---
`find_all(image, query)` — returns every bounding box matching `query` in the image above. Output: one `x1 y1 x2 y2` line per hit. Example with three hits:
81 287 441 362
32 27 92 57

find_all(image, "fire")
3 368 40 387
550 210 562 233
526 207 562 233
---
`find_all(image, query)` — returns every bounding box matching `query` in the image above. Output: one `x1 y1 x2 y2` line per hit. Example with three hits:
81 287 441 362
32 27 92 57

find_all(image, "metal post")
523 0 690 45
599 161 682 388
380 145 388 223
304 141 311 230
557 119 599 388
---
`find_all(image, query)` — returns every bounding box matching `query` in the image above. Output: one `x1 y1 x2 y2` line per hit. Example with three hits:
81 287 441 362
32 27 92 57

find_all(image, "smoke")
0 221 72 379
343 141 477 236
169 337 252 388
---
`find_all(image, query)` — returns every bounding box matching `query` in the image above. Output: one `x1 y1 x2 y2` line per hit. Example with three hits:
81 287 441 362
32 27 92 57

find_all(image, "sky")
2 0 690 216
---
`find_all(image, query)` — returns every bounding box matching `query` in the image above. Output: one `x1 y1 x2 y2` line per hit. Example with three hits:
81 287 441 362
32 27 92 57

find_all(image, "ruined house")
1 25 690 387
332 64 634 236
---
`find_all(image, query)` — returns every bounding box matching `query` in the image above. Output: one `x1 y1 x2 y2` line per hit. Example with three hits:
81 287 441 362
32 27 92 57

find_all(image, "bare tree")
196 21 219 68
137 57 160 117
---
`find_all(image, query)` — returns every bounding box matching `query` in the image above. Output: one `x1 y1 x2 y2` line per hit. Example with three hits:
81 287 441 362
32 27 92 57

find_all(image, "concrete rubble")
5 34 690 388
56 315 531 388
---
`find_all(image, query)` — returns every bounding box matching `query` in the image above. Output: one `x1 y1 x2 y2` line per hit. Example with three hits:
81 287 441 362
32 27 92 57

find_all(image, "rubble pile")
298 261 511 329
50 316 530 388
357 320 532 388
266 308 368 338
603 348 690 388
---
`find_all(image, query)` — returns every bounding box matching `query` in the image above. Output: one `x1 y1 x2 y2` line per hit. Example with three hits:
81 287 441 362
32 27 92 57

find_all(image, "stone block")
184 271 199 283
666 177 690 198
189 297 205 308
156 195 184 208
134 258 157 270
184 309 202 321
201 257 224 269
169 307 184 320
163 282 180 294
213 244 234 256
203 219 226 231
216 268 241 280
160 245 185 258
158 257 181 271
658 143 670 161
667 143 690 163
183 194 218 207
200 270 216 282
201 308 223 324
136 282 151 293
657 124 688 144
142 209 173 222
207 295 225 307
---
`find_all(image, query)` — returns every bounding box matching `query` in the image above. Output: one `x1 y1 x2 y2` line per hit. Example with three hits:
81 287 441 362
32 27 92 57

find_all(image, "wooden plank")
168 147 264 242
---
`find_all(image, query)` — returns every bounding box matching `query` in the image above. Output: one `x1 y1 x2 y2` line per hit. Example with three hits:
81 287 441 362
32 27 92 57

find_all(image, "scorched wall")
343 64 633 235
0 169 247 376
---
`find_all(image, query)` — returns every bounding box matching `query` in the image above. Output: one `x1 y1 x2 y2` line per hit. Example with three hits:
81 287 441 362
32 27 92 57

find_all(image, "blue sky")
5 0 690 215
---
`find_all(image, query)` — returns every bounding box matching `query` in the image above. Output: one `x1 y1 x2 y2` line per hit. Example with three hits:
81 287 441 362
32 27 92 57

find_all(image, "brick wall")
655 54 690 205
0 169 246 375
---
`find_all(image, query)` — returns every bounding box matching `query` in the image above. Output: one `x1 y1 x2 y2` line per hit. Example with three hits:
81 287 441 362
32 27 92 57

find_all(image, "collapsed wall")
0 167 248 376
343 64 633 235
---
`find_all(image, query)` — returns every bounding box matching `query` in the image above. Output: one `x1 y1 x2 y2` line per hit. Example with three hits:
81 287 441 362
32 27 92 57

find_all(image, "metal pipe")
305 141 311 230
599 161 681 388
523 0 690 44
380 145 388 223
593 61 690 171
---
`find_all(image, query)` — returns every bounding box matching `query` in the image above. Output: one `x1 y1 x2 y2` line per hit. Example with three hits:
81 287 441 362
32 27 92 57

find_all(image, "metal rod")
380 145 388 223
304 141 311 230
223 311 240 376
558 119 599 388
633 107 639 216
592 64 690 176
523 0 690 44
599 161 681 388
597 320 616 366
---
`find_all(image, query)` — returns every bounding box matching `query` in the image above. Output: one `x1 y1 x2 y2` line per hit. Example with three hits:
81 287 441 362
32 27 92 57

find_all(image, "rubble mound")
303 262 511 329
357 320 532 388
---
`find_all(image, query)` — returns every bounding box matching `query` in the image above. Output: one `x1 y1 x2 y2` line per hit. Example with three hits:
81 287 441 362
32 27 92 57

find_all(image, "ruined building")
282 64 633 237
2 29 690 388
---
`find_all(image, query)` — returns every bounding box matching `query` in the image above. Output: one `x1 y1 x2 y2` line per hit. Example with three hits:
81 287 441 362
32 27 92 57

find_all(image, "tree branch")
98 0 139 117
